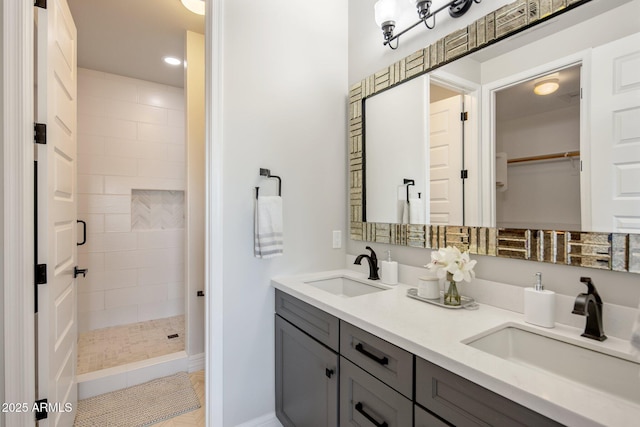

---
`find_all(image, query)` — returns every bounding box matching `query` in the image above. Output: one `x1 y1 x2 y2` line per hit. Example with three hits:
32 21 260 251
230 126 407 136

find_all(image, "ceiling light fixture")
375 0 481 50
163 56 182 66
181 0 205 15
534 73 560 96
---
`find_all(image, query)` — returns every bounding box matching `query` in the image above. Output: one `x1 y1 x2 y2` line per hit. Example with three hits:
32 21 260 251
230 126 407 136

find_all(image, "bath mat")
74 371 200 427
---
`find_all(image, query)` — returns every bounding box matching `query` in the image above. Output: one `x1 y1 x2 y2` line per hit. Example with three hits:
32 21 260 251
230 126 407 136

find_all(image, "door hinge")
460 111 468 121
34 0 47 9
460 170 468 179
34 123 47 145
34 399 48 420
35 264 47 285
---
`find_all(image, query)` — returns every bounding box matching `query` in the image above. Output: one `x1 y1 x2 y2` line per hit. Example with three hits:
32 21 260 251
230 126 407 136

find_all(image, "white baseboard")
188 352 205 372
234 412 282 427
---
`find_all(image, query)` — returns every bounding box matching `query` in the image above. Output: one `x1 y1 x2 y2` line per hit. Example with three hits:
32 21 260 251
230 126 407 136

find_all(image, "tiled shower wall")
77 68 185 333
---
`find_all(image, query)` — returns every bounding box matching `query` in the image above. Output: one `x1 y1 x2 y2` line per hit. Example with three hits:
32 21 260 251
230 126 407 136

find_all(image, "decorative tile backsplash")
131 190 185 230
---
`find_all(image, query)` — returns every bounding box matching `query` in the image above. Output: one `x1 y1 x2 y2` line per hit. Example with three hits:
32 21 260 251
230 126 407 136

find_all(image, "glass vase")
444 272 461 306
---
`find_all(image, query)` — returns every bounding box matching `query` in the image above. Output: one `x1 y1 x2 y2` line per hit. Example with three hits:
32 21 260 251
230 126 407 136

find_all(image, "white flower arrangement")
426 246 477 283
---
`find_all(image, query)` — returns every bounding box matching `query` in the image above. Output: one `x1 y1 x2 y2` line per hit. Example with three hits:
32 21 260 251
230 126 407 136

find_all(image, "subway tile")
78 71 137 103
138 159 185 180
166 144 186 162
77 195 130 214
78 292 105 313
103 232 138 252
78 305 138 332
137 263 184 286
105 139 169 161
137 248 182 269
78 154 137 177
77 134 106 156
137 123 184 145
137 229 184 249
79 214 105 234
78 68 106 80
137 85 184 111
105 251 140 270
78 252 105 274
77 174 104 194
101 269 138 290
104 214 131 233
137 284 169 305
78 94 104 117
168 109 185 128
78 233 105 254
101 98 168 125
104 176 184 195
78 114 137 139
167 282 184 300
104 287 139 309
137 298 184 322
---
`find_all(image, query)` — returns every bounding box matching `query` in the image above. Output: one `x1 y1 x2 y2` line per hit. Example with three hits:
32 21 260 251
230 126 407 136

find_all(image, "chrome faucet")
354 246 380 280
571 277 607 341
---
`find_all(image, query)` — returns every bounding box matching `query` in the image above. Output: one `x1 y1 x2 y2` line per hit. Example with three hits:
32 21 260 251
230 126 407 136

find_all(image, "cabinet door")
340 357 412 427
414 404 451 427
276 315 338 427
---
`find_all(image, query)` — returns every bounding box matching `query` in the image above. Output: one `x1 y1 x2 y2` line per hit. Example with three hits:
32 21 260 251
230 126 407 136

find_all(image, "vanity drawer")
414 404 451 427
415 357 562 427
275 289 339 351
340 357 412 427
340 321 413 398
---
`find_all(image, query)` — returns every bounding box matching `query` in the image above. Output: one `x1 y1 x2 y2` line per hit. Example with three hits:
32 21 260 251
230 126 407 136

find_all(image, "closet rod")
507 150 580 164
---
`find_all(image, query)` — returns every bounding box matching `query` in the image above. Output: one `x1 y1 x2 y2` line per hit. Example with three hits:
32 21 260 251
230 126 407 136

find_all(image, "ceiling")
68 0 205 87
496 65 581 121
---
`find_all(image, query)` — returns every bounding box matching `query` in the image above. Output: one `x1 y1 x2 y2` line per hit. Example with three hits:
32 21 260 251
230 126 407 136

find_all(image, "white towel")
254 196 283 258
409 198 425 224
399 200 409 224
631 298 640 358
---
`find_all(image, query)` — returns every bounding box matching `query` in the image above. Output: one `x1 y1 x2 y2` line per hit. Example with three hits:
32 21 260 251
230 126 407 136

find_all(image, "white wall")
348 0 514 85
219 0 348 424
0 0 5 421
348 1 640 308
185 32 205 356
76 68 186 332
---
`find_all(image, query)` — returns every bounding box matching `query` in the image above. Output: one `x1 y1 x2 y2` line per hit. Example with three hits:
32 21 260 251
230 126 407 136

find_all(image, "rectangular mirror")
350 0 640 274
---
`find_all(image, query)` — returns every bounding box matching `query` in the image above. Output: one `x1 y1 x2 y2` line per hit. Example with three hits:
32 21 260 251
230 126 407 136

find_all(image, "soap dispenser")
524 272 555 328
380 250 398 285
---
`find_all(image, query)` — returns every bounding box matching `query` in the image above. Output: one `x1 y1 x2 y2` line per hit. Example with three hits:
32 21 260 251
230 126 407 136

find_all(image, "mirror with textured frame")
349 0 640 274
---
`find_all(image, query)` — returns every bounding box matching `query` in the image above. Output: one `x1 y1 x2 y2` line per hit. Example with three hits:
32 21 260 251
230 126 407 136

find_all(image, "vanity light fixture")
533 73 560 96
163 56 182 66
375 0 481 50
180 0 205 15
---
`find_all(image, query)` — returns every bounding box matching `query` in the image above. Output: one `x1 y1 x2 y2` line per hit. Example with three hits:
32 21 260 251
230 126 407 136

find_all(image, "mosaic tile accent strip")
77 315 185 374
132 190 185 230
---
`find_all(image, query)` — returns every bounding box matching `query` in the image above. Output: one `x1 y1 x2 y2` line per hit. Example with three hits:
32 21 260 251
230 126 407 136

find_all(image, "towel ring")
255 168 282 199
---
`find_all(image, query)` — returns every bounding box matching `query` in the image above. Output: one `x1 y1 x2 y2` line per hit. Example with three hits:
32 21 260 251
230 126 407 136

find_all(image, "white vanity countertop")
272 269 640 427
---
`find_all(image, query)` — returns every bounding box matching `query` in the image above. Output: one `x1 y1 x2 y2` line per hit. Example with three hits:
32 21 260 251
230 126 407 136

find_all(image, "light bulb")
533 73 560 96
181 0 205 15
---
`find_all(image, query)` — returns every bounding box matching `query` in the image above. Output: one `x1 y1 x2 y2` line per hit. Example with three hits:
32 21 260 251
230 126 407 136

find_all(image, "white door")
430 95 464 225
35 1 78 425
590 32 640 233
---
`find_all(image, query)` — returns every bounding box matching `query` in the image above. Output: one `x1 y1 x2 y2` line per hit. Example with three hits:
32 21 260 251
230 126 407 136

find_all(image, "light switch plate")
332 230 342 249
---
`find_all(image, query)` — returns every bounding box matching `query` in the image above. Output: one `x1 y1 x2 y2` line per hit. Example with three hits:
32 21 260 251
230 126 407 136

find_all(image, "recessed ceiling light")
181 0 205 15
163 56 182 66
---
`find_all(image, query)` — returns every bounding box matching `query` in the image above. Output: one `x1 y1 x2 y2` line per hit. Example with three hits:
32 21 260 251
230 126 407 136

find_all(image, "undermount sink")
464 324 640 405
304 276 390 298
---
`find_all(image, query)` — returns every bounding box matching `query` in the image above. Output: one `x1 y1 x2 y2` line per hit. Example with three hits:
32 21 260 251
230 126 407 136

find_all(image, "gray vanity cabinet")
275 290 340 427
340 357 413 427
415 357 562 427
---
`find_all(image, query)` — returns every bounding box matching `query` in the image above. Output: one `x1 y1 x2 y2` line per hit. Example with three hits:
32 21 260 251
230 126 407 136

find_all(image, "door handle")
74 266 88 278
77 220 87 246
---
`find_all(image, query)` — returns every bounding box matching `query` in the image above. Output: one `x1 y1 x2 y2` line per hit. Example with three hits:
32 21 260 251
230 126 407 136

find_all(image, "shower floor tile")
77 315 185 375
